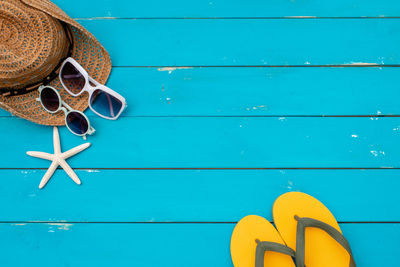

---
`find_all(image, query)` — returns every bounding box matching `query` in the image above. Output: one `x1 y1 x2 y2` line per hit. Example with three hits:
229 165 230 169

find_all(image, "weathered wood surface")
79 19 400 66
1 117 399 168
1 67 399 117
53 0 400 18
1 169 399 222
1 223 399 267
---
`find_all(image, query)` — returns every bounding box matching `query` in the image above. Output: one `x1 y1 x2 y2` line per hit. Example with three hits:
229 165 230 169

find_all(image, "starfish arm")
59 158 81 185
39 160 59 189
62 143 91 159
53 127 61 154
26 151 54 161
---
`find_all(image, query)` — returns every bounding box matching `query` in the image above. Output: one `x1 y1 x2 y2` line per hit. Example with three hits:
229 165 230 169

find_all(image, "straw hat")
0 0 111 125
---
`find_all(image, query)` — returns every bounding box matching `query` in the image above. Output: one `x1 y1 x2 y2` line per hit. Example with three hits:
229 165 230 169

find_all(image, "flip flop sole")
273 192 351 267
230 215 295 267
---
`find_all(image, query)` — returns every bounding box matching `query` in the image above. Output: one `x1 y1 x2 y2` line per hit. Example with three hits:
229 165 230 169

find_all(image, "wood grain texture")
1 67 399 117
1 223 398 267
78 19 400 66
52 0 400 18
5 117 400 168
2 169 399 222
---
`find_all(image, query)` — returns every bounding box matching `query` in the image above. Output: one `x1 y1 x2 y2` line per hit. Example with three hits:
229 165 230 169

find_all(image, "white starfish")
27 127 91 189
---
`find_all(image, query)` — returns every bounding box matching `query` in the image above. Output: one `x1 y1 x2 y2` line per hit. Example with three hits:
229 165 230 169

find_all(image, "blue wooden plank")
0 223 398 267
78 19 400 66
52 0 400 18
2 117 400 168
88 66 400 116
1 67 399 117
2 169 399 222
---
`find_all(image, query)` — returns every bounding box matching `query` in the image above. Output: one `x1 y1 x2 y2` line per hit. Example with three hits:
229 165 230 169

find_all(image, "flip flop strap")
255 240 295 267
294 216 356 267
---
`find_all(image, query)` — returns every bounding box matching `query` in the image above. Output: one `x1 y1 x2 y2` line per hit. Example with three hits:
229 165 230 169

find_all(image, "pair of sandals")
230 192 356 267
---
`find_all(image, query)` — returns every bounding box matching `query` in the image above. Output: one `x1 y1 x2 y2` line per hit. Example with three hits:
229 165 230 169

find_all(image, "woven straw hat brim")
0 0 111 126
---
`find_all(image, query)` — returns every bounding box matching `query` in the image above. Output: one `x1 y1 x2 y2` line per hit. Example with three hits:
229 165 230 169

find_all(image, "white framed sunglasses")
37 85 95 139
59 57 127 120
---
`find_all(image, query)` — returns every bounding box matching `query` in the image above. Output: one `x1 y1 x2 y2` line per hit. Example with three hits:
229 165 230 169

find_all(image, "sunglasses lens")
40 87 60 112
60 62 86 94
90 89 123 119
66 112 89 135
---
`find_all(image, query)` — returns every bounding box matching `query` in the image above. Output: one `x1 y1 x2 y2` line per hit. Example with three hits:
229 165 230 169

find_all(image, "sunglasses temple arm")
87 126 96 135
88 76 101 86
62 100 74 112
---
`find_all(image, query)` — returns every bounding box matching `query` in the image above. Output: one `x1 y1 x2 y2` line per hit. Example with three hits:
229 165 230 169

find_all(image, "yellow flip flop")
230 215 295 267
273 192 356 267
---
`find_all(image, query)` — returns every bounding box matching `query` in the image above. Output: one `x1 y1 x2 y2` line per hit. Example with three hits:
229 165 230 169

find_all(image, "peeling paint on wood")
157 67 193 74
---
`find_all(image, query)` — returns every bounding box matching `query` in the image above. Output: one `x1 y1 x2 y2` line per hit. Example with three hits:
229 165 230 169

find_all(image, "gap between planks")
113 64 400 68
1 221 399 224
75 17 400 20
2 167 400 170
1 115 400 119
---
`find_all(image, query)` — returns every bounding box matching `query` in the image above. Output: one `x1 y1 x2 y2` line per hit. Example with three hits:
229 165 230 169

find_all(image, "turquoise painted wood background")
1 0 400 266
